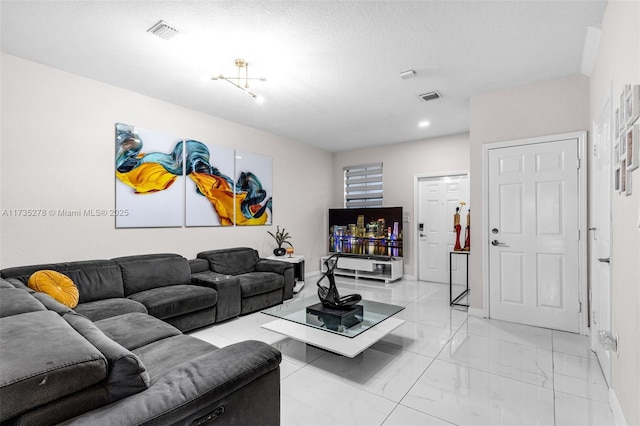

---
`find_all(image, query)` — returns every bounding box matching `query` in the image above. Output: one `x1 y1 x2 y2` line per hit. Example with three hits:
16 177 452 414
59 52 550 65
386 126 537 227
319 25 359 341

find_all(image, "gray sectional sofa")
1 254 218 332
0 248 293 425
192 247 295 316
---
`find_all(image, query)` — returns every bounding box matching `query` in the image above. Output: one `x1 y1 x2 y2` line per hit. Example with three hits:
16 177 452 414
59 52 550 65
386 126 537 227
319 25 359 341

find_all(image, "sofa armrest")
62 340 281 426
255 259 289 274
189 258 210 274
191 272 241 322
63 313 150 403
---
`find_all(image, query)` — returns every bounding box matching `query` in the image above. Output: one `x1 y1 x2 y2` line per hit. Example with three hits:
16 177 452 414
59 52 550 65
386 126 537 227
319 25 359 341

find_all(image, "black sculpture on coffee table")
317 253 362 309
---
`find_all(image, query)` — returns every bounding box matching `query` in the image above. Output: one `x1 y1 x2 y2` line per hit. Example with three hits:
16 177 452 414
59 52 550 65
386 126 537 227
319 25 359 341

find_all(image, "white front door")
417 174 469 284
488 137 581 332
591 93 613 384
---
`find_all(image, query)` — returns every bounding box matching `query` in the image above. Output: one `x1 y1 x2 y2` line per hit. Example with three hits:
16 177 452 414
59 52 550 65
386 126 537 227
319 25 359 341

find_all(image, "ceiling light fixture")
399 70 416 79
419 121 430 127
212 59 266 100
146 20 180 40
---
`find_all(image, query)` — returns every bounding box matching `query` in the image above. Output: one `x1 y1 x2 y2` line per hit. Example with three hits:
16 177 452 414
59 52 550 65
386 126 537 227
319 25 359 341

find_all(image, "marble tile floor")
189 277 614 426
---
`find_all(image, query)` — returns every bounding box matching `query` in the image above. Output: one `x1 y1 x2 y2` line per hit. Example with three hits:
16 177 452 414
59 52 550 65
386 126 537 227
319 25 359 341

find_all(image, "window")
344 163 383 208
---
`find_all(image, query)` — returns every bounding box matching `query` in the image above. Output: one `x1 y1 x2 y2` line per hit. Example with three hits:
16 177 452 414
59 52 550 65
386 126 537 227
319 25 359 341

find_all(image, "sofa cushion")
74 298 148 322
132 335 219 379
113 254 191 296
94 312 182 351
64 313 150 403
0 260 125 303
128 285 218 320
197 247 260 276
237 272 284 297
0 311 108 421
28 270 79 308
0 287 47 318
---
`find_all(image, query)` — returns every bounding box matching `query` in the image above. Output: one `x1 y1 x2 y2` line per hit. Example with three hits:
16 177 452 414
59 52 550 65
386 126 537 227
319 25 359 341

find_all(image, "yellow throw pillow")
28 270 79 308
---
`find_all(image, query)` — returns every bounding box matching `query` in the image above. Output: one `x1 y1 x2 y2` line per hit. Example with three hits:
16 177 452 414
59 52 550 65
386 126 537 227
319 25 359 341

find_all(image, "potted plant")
267 226 293 256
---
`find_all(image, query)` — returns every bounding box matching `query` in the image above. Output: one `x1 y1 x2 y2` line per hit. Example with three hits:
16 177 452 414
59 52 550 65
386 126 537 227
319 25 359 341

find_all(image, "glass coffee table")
261 297 404 358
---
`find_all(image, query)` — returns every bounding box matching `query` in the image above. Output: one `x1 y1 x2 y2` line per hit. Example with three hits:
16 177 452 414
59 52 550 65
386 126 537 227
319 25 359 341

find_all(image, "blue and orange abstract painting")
115 123 272 227
115 123 184 228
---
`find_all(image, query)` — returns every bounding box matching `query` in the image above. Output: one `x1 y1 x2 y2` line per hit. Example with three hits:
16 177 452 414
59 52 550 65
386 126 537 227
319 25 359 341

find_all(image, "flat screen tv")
328 207 403 258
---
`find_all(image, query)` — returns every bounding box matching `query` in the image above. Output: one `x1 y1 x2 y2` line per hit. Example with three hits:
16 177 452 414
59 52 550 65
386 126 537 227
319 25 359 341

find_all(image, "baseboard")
609 388 628 426
468 307 487 318
402 274 416 281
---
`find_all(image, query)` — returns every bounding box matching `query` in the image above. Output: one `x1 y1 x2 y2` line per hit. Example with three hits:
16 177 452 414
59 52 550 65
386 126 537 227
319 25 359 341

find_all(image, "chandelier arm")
212 59 261 99
221 77 257 98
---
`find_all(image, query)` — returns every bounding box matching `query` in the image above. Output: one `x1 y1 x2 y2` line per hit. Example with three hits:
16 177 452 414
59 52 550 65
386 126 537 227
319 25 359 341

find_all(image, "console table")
449 251 470 307
267 255 305 293
320 255 403 283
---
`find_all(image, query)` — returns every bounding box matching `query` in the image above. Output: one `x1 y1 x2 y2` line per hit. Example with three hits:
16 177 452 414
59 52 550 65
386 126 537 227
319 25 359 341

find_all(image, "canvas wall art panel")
184 140 236 227
626 123 639 171
115 123 185 228
234 150 273 226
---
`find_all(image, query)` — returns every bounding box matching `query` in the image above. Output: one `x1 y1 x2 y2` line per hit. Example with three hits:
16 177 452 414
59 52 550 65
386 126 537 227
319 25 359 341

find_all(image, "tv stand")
320 255 403 283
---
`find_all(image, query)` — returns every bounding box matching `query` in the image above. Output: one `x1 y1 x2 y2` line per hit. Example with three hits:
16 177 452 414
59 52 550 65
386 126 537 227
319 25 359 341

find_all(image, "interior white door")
418 175 469 283
488 138 580 332
590 95 612 384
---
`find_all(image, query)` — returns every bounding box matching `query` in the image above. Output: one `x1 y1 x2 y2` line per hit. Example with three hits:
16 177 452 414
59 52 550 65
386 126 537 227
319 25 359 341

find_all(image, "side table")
267 255 305 294
449 251 470 307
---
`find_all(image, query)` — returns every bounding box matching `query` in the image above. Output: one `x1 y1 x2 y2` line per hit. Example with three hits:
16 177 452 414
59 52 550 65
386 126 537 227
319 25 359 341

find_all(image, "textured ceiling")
0 1 607 152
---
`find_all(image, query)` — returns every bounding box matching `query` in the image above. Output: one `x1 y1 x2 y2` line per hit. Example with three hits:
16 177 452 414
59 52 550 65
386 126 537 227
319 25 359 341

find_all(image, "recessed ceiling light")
419 121 430 127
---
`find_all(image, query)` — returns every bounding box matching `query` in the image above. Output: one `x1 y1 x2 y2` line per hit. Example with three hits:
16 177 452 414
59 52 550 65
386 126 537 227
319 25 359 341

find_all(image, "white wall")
589 1 640 424
0 54 333 271
468 74 591 309
332 133 470 277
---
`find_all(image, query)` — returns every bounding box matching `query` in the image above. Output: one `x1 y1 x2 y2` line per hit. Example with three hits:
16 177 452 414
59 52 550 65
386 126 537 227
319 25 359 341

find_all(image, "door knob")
598 257 610 263
419 233 425 237
491 240 506 246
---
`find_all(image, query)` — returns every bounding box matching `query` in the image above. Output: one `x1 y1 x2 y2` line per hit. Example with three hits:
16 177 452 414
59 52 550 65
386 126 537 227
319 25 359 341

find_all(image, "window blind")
344 163 383 208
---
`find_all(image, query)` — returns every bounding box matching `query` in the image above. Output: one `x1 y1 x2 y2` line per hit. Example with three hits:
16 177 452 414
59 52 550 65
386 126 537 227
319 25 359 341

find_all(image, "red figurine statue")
463 209 471 251
453 207 462 251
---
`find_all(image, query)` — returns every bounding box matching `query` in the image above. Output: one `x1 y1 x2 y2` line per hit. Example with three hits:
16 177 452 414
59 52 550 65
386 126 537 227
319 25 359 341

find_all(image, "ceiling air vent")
418 91 441 102
147 20 180 40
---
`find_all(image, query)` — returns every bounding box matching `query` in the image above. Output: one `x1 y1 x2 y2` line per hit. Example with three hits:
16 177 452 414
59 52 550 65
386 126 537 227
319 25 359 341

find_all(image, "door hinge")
579 301 582 313
577 158 581 169
577 229 581 240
